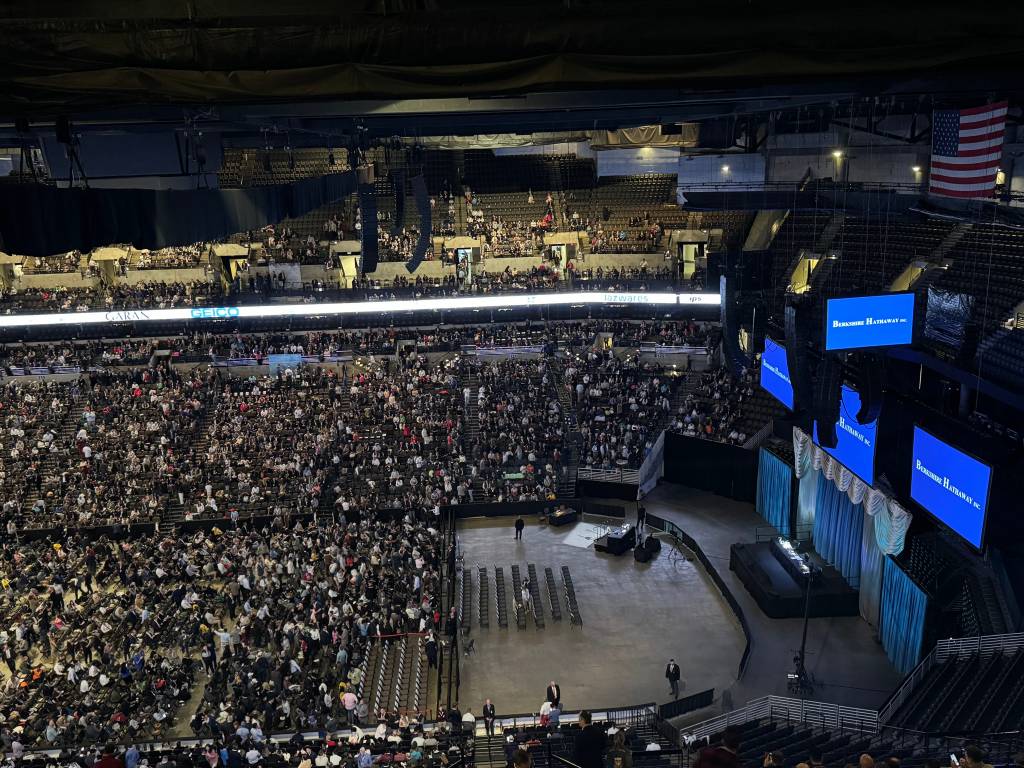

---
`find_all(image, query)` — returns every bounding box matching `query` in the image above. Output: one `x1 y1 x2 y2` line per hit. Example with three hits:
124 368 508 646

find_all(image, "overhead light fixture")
721 165 730 173
912 166 922 173
832 150 843 159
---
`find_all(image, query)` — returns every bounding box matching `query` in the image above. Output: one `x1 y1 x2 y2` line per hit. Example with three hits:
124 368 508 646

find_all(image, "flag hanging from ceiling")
928 101 1007 199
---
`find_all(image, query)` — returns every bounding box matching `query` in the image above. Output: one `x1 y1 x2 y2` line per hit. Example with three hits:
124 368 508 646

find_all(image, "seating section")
888 649 1024 734
702 719 902 768
218 148 350 187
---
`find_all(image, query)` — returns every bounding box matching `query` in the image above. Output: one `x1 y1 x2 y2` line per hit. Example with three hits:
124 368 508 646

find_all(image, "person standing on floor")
515 516 525 540
545 680 561 709
637 505 647 531
665 658 681 699
483 698 496 737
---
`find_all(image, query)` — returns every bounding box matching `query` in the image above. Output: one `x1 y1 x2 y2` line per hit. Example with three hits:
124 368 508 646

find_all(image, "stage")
729 541 860 619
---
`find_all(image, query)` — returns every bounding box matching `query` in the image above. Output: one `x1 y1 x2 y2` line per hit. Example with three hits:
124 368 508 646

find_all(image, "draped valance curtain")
792 427 912 556
793 426 917 658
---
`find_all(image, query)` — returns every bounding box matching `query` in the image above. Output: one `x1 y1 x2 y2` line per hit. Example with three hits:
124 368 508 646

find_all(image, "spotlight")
721 165 730 173
832 150 843 159
912 166 922 173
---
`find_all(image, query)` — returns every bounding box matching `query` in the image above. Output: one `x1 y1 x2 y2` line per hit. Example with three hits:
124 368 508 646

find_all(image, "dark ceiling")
2 1 1024 119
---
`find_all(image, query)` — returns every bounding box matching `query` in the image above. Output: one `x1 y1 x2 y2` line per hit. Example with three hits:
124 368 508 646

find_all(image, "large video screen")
813 385 878 485
824 293 916 351
759 337 794 409
911 427 993 549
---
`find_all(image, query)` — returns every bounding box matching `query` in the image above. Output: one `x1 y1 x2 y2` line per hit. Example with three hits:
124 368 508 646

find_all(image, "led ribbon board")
0 292 717 328
759 337 794 409
812 384 878 485
911 426 992 549
824 293 916 351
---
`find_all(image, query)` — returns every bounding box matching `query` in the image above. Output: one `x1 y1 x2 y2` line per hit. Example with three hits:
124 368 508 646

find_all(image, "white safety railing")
577 466 641 484
880 632 1024 725
935 631 1024 662
680 695 879 746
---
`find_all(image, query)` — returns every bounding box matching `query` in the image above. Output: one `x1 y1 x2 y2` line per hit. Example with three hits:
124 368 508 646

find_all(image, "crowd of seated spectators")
464 358 566 502
0 507 441 750
104 281 220 309
332 355 465 516
568 263 675 290
669 365 756 444
135 245 207 270
564 351 676 470
4 366 213 532
0 286 98 314
474 265 561 293
1 320 717 373
20 252 83 275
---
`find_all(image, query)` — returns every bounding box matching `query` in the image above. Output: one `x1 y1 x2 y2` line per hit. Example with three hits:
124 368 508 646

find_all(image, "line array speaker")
358 183 378 275
405 174 432 274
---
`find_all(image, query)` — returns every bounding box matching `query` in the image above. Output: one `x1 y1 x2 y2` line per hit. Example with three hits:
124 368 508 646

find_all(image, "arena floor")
455 516 747 716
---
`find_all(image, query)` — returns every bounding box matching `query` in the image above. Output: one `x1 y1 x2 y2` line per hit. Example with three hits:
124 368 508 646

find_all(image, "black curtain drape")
0 172 356 255
663 432 757 502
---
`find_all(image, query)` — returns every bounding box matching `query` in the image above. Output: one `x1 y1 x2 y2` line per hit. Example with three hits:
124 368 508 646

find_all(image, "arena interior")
2 4 1024 768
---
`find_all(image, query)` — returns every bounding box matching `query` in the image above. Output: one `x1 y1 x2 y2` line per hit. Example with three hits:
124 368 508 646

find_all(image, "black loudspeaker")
56 116 72 144
853 352 884 424
784 300 816 415
719 274 752 371
358 183 379 274
644 537 661 554
633 546 651 563
405 174 432 274
391 170 406 235
813 355 843 448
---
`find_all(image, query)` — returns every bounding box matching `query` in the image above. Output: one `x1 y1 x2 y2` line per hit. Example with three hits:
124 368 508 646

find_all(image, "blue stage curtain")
756 448 792 536
812 477 864 586
859 510 884 630
796 465 819 536
880 556 928 674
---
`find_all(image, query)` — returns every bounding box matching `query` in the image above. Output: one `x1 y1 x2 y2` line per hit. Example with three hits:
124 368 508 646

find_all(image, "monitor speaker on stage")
405 173 432 274
634 545 651 563
358 183 378 274
644 537 661 554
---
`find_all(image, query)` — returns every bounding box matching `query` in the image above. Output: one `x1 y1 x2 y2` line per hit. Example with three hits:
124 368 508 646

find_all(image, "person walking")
666 658 681 699
515 516 525 540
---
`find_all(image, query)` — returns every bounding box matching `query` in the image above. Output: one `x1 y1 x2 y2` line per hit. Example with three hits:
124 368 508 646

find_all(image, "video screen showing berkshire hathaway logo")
813 385 878 486
825 293 915 351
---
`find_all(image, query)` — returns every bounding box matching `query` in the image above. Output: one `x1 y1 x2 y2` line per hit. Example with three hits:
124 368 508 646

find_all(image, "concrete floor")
455 516 747 717
641 483 904 712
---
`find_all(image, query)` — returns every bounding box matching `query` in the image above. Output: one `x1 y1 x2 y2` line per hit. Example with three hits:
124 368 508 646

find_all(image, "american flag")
929 102 1007 198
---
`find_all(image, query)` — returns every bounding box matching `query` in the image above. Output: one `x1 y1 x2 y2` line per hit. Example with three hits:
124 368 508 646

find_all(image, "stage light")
912 166 922 173
720 165 730 173
832 150 843 158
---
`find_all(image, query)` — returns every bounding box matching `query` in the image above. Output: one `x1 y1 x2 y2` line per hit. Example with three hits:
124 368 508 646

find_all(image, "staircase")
459 368 483 499
21 399 86 521
933 221 974 261
552 359 582 498
815 213 846 254
163 404 216 525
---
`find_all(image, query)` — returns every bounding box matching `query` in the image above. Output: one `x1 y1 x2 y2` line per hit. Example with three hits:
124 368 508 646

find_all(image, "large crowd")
0 510 442 752
463 358 566 503
669 365 758 445
565 350 677 470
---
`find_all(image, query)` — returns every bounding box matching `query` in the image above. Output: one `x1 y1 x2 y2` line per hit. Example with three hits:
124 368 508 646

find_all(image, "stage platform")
729 541 860 619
